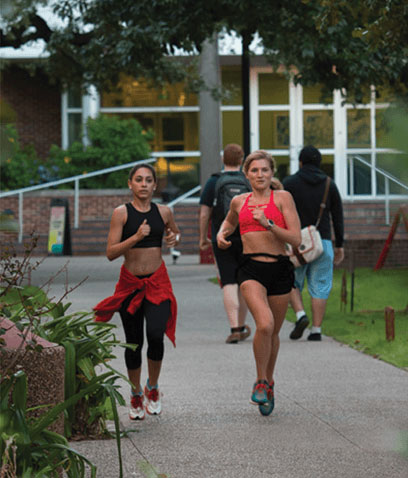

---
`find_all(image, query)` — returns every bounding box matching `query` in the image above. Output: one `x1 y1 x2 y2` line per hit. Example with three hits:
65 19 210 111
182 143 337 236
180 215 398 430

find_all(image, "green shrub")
0 370 98 477
0 240 128 477
48 115 154 188
0 125 47 191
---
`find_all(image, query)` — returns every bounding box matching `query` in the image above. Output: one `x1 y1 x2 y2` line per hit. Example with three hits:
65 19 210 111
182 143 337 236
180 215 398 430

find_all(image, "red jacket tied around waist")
93 261 177 347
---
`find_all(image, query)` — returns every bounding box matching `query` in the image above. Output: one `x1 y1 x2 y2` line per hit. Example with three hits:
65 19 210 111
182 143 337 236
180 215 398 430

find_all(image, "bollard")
384 306 395 341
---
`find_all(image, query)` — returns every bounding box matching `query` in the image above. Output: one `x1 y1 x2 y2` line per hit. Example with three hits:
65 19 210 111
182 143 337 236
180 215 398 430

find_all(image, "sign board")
48 206 66 254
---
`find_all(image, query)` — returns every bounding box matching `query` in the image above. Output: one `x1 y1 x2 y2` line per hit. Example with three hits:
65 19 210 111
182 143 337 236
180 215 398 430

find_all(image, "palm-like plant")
1 242 130 477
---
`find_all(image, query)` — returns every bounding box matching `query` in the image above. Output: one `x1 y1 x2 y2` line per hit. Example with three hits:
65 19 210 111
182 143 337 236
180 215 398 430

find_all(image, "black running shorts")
237 255 294 296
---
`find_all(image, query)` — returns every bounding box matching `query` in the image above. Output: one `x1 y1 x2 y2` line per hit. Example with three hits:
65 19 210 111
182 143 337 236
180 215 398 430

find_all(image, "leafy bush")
0 239 129 477
0 125 49 191
1 370 98 478
48 115 154 188
1 283 128 439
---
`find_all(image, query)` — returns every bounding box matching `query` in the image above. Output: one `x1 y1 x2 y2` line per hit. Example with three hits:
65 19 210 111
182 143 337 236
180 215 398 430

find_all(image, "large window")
99 75 201 194
62 66 405 199
101 75 198 108
66 89 82 146
303 110 333 149
259 111 289 149
221 66 241 106
257 72 290 178
346 87 405 197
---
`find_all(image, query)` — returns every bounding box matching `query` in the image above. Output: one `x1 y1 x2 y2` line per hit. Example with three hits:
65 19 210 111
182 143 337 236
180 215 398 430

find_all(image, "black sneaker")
307 333 322 341
289 315 309 340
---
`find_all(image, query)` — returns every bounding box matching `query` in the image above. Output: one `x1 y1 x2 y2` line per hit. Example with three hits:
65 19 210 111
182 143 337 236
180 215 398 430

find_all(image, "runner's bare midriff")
123 247 163 275
242 231 287 261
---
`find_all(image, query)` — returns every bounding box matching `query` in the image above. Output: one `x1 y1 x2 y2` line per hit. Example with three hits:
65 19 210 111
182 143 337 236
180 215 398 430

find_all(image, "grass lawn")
286 267 408 370
210 268 408 369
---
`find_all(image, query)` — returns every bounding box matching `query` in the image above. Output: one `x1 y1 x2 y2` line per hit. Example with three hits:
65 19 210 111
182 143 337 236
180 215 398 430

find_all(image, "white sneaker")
129 394 145 420
144 385 162 415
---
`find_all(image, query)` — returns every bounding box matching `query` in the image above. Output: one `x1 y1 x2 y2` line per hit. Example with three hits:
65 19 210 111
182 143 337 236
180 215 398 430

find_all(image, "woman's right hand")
216 230 231 250
136 219 150 240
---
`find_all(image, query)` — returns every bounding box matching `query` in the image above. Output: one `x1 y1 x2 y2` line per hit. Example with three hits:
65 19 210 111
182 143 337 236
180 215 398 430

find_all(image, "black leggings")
119 291 170 370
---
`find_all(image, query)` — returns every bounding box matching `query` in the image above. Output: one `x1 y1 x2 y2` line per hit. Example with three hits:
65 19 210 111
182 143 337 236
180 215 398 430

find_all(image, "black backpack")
211 172 251 230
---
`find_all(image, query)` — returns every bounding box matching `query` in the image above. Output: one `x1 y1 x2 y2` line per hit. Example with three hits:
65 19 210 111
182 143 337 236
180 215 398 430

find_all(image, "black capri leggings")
119 290 170 370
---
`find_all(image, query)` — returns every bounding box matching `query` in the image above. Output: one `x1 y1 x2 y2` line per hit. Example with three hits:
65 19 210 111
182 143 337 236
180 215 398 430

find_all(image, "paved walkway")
30 255 408 478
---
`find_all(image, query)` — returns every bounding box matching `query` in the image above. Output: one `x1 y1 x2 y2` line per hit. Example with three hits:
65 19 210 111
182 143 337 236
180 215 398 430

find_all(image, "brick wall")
1 66 61 159
1 191 407 268
0 189 125 241
343 239 408 269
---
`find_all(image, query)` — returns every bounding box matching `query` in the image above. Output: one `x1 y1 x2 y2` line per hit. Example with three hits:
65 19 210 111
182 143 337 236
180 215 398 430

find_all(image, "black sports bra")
121 202 164 248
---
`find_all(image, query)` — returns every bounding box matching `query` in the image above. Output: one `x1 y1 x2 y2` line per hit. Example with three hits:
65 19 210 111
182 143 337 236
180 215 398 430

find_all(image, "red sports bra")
239 191 287 235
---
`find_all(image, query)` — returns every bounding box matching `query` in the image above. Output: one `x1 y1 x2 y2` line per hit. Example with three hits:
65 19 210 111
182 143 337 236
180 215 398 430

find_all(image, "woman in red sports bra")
217 150 301 415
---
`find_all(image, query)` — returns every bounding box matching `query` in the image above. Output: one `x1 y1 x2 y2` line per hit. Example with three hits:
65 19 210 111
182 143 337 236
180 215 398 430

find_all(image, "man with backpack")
199 143 252 344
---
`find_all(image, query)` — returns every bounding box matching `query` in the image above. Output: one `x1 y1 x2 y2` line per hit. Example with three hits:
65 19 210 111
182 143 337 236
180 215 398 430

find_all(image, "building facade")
1 54 407 201
1 54 407 265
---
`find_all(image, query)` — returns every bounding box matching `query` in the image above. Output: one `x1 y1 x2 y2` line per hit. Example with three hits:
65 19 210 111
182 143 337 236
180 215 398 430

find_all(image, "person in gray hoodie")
283 146 344 341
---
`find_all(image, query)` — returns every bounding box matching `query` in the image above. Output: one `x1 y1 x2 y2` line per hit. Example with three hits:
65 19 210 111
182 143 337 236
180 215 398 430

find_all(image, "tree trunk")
199 35 222 186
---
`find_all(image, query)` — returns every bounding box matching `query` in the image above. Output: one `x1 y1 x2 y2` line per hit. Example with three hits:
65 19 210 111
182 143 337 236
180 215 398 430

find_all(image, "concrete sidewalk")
30 255 408 478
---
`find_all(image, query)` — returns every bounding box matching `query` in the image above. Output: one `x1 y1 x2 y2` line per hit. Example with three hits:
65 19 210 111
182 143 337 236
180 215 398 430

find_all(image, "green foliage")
170 164 200 192
1 1 407 102
376 103 408 184
0 125 45 191
0 370 98 478
0 98 17 124
0 240 128 477
285 267 408 369
48 115 153 188
33 312 128 440
260 0 408 102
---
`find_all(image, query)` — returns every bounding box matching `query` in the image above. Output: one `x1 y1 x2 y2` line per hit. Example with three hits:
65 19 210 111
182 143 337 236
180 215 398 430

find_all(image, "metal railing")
167 185 201 209
0 158 156 242
348 155 408 224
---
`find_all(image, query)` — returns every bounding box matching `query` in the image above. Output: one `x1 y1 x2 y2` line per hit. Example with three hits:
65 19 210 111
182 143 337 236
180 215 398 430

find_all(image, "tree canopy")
1 0 407 102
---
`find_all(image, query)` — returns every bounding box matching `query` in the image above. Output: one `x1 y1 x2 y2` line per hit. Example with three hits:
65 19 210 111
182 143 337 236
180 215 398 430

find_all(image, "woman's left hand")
165 228 179 247
252 206 268 228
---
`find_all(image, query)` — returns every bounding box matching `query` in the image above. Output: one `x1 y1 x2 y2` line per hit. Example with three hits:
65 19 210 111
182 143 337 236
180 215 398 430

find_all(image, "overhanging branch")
0 13 93 49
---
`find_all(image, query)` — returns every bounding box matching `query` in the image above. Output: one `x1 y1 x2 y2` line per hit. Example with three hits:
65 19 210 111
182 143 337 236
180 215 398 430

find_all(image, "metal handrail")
0 158 157 198
348 154 408 224
167 185 201 208
0 158 156 242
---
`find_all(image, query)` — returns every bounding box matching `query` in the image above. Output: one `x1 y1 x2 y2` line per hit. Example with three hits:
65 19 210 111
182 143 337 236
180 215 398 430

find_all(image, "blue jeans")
294 240 334 300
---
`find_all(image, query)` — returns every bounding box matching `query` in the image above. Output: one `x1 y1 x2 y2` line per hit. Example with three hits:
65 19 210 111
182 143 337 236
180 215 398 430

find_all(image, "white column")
82 85 100 146
61 92 69 149
249 68 259 152
370 86 377 197
333 89 347 196
289 81 302 173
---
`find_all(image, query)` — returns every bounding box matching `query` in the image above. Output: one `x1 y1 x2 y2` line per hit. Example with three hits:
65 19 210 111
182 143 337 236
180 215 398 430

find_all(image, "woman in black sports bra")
95 163 180 421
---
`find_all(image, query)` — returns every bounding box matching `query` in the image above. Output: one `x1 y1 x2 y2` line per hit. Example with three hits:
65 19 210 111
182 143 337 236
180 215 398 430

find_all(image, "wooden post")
384 306 395 341
375 206 408 270
348 250 355 313
340 269 347 311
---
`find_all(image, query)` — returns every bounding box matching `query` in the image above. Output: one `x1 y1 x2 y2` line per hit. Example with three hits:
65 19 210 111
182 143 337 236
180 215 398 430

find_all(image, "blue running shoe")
259 381 275 416
250 380 268 404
